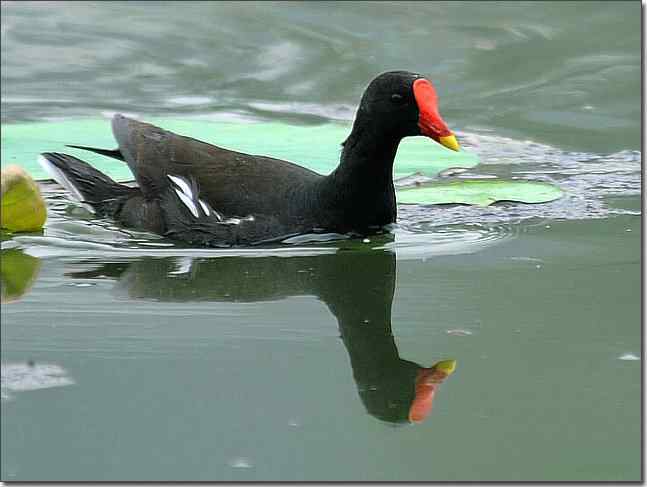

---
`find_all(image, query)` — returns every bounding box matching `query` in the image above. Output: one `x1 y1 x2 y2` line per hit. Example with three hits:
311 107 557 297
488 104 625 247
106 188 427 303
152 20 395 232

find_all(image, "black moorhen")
39 71 459 246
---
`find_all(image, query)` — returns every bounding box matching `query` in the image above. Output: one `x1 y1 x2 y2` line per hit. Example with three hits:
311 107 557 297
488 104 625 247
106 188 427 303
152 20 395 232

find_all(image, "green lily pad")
1 119 479 181
1 165 47 232
397 179 564 206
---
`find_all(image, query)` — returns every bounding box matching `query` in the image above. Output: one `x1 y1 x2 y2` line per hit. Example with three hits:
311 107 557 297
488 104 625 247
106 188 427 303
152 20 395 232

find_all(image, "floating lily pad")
1 119 479 181
396 179 564 206
1 165 47 232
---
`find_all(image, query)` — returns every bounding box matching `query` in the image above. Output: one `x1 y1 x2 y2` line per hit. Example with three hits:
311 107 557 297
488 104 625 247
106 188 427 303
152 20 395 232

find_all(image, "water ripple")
3 124 640 262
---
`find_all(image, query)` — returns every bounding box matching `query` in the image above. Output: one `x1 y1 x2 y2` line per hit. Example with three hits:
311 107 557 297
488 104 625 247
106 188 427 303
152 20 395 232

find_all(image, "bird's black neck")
337 116 402 181
312 117 402 231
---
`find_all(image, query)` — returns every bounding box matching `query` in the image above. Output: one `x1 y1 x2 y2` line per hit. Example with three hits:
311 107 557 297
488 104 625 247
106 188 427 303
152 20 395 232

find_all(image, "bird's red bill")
409 383 437 422
412 78 453 140
408 364 454 423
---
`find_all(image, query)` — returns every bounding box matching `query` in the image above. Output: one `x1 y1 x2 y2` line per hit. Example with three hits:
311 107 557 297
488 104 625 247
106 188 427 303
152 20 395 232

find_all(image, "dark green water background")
0 1 642 481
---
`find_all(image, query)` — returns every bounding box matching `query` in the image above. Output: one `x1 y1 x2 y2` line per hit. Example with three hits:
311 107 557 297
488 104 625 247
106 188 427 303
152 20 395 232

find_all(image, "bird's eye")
390 93 405 104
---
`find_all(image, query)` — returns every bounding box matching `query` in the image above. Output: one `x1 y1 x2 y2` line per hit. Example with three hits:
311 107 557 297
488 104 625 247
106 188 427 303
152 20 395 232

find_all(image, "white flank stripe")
174 188 200 218
168 174 193 198
198 199 211 216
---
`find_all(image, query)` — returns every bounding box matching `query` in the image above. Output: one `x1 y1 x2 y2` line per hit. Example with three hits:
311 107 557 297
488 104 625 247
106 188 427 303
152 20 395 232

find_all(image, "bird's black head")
355 70 459 151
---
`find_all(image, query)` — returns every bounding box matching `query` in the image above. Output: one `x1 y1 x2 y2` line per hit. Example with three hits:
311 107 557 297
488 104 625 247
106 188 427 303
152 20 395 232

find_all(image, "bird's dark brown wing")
111 115 323 218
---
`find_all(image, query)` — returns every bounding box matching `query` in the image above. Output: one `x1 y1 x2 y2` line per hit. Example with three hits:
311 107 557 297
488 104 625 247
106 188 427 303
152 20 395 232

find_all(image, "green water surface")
1 215 641 481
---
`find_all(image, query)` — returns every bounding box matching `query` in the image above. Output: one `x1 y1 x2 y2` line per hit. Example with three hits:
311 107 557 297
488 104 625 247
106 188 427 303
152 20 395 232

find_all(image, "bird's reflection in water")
69 247 456 424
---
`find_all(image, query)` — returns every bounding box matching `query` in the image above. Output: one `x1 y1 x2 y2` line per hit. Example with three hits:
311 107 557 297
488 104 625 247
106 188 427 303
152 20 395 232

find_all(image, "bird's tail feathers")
38 152 135 215
65 145 125 161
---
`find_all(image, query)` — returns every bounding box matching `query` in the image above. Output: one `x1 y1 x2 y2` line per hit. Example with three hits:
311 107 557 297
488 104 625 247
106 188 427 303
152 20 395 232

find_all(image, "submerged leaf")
396 179 564 206
1 249 42 303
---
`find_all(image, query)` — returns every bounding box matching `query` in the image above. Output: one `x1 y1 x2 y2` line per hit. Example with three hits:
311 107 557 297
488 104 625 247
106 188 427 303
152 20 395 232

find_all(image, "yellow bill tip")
438 134 460 152
432 359 457 375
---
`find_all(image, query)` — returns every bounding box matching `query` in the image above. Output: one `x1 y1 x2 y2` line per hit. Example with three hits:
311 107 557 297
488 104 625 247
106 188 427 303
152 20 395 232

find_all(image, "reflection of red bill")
408 359 456 424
